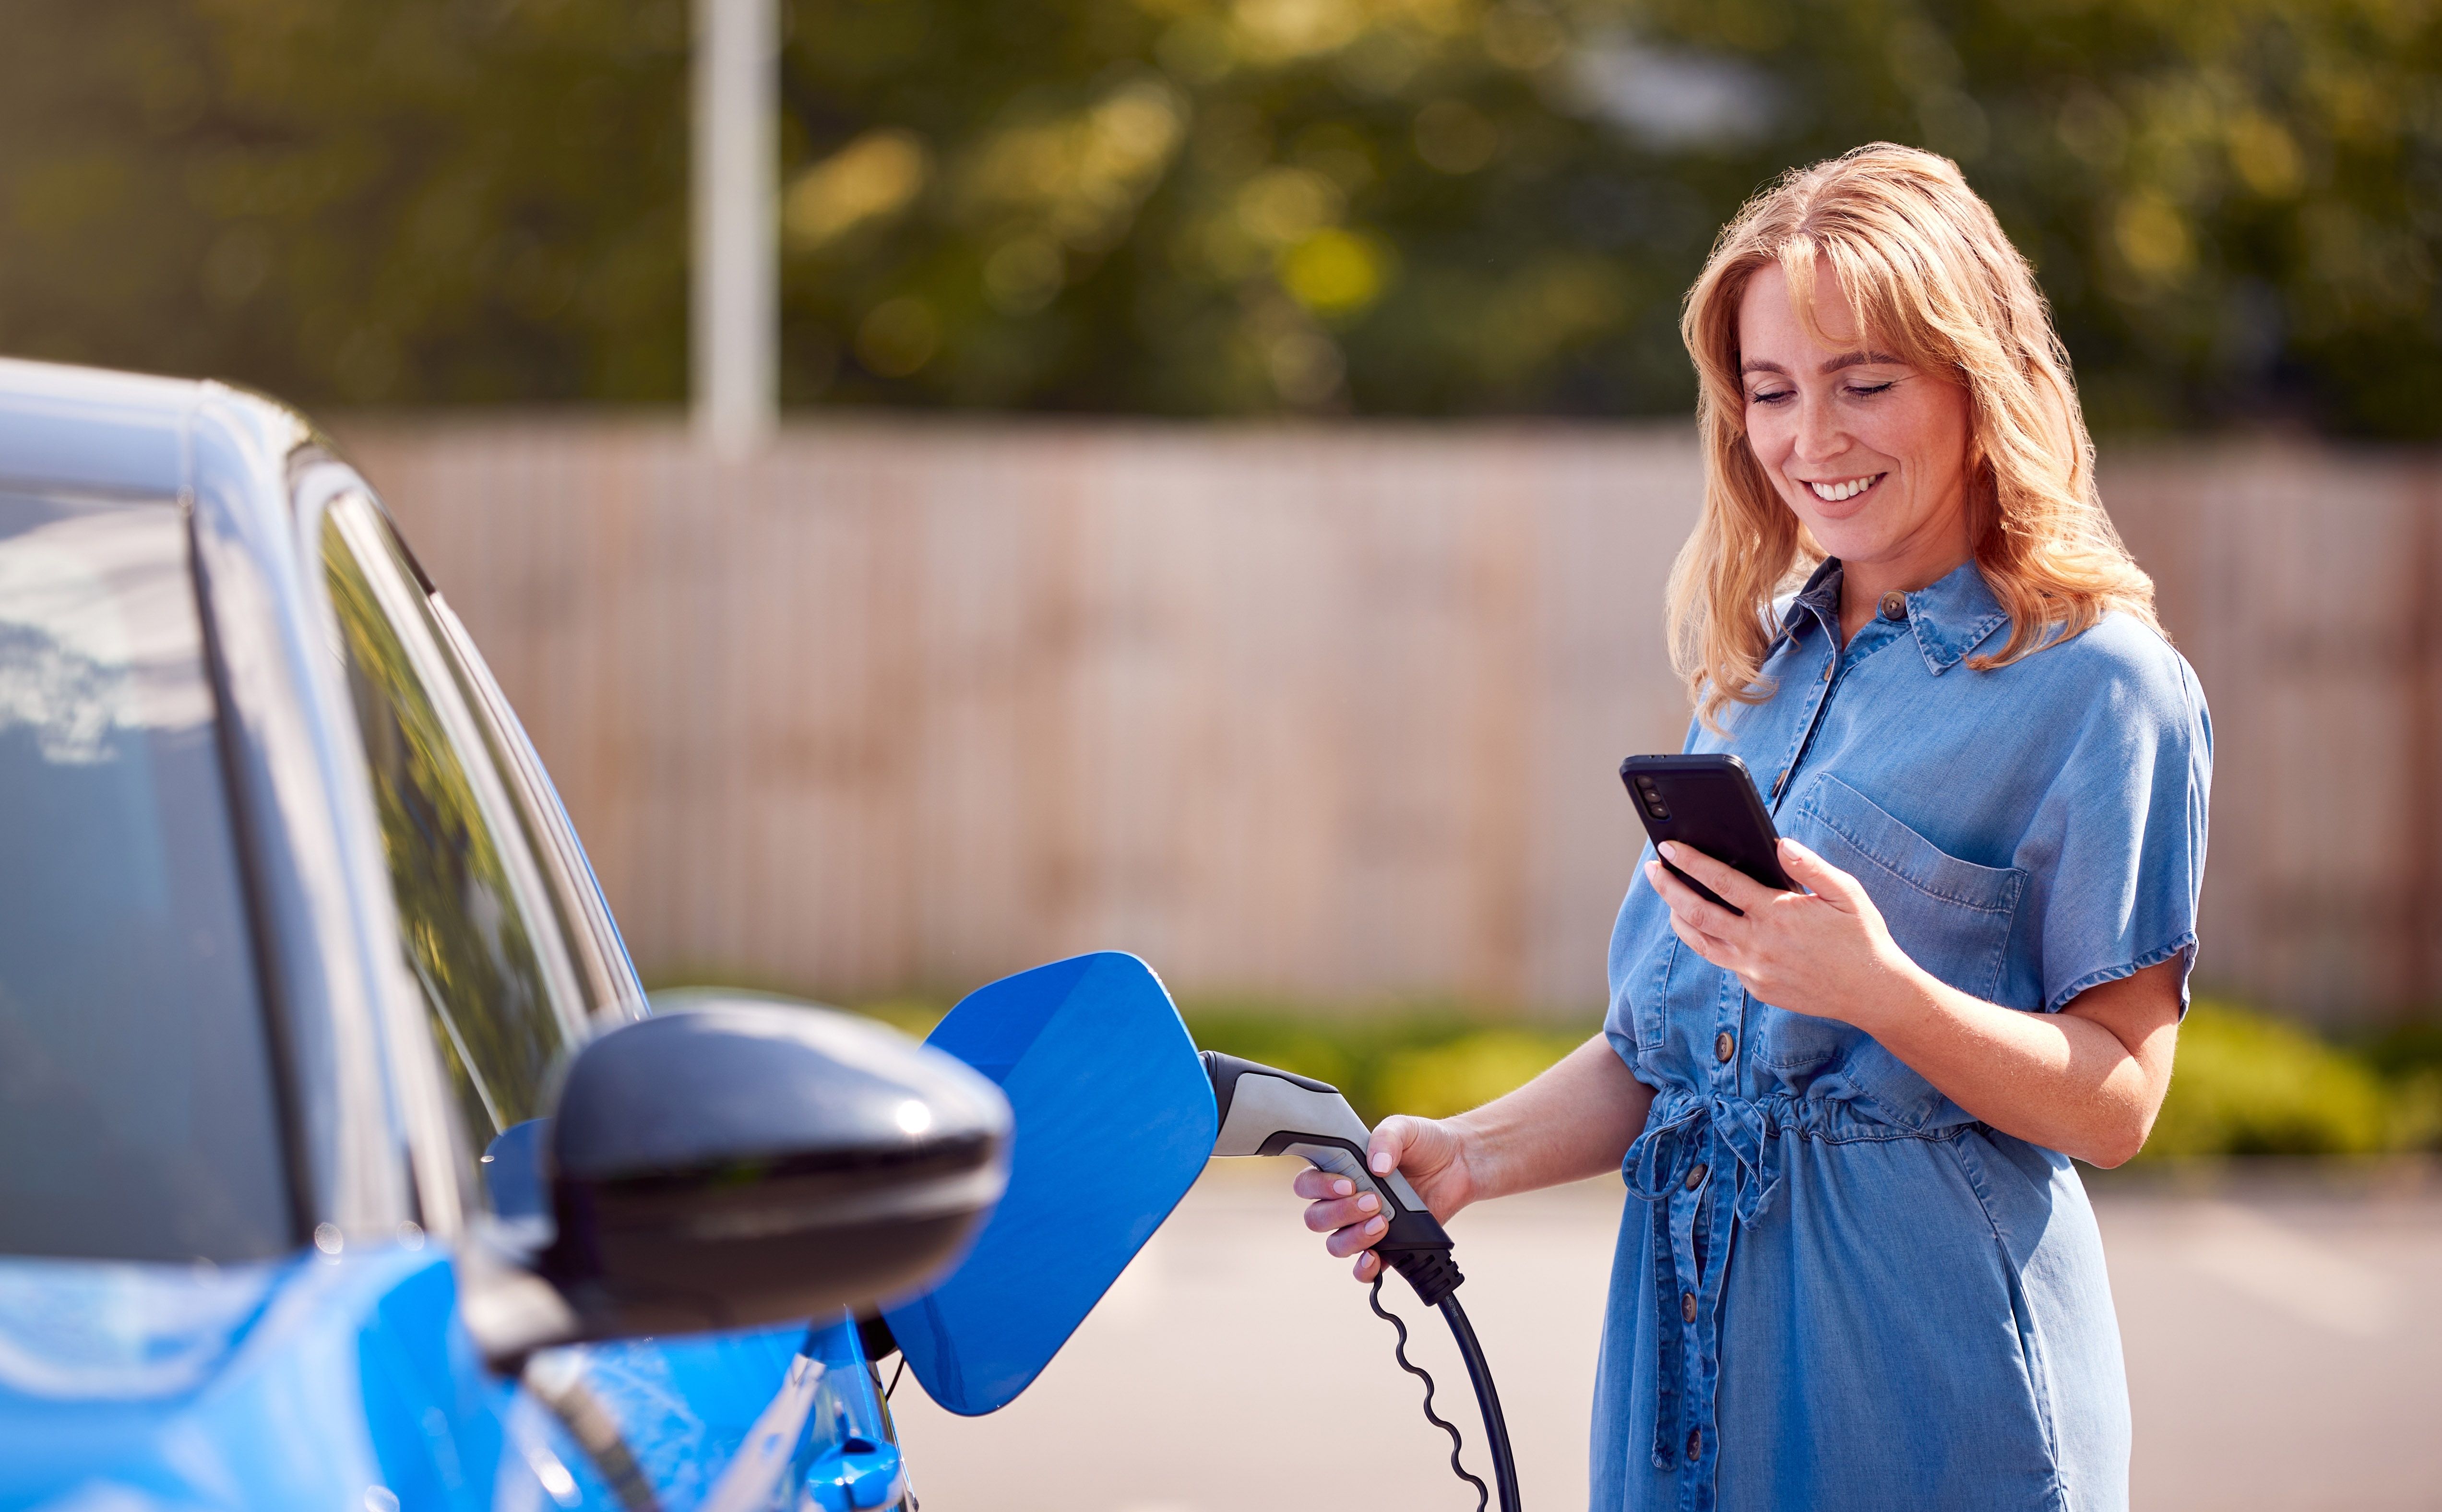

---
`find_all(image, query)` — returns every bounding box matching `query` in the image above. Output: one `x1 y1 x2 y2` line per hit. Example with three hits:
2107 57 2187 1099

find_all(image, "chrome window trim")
425 591 648 1024
282 455 483 1240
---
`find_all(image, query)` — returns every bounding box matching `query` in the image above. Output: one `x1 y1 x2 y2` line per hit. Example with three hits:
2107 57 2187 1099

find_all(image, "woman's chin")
1798 519 1895 564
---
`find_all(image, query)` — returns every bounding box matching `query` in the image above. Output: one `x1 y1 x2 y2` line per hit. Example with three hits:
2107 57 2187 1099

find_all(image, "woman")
1297 144 2209 1511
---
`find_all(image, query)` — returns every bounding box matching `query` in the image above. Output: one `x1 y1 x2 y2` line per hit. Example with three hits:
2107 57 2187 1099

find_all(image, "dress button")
1683 1162 1708 1191
1878 591 1907 621
1681 1291 1697 1323
1687 1428 1703 1461
1771 766 1788 796
1821 657 1834 681
1714 1031 1735 1063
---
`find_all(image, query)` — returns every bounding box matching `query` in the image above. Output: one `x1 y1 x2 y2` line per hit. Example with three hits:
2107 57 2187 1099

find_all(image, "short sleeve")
2008 626 2214 1015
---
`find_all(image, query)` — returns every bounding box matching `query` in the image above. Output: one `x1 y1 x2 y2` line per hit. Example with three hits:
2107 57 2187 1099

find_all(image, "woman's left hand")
1645 838 1917 1026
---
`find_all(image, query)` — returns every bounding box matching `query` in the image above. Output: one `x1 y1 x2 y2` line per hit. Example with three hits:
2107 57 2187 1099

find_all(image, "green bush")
851 996 949 1041
2386 1068 2442 1152
821 988 1595 1124
1375 1030 1586 1121
1181 999 1595 1126
832 986 2440 1161
2363 1021 2442 1152
2137 998 2392 1160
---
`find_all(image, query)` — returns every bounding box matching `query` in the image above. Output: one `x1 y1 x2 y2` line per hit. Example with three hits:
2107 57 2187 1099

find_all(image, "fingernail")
1332 1179 1353 1196
1370 1151 1392 1174
1366 1216 1387 1236
1358 1193 1379 1214
1658 841 1676 858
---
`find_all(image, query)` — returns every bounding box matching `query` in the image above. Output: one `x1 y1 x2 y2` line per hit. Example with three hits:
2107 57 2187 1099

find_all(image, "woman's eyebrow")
1739 351 1904 378
1821 350 1903 373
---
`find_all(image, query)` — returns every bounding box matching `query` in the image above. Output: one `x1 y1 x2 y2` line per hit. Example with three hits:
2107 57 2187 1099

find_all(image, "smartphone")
1620 753 1797 915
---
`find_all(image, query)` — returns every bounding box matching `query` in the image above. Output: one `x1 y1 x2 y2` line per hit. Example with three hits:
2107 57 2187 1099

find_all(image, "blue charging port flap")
882 952 1216 1416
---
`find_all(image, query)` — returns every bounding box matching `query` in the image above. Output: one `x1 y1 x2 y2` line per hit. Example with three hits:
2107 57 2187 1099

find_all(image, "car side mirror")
465 997 1011 1365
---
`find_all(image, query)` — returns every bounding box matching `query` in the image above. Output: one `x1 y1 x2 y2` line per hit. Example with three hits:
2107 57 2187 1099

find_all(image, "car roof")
0 357 314 503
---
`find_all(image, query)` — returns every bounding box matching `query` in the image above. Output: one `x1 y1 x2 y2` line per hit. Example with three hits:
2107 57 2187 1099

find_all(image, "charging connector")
1383 1239 1465 1310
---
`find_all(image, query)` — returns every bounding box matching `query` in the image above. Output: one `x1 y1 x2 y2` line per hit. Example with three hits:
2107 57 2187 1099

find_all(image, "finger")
1353 1250 1382 1283
1325 1213 1390 1258
1645 857 1744 939
1776 839 1867 909
1367 1117 1419 1177
1302 1190 1384 1234
1292 1167 1358 1202
1668 912 1733 966
1656 841 1775 912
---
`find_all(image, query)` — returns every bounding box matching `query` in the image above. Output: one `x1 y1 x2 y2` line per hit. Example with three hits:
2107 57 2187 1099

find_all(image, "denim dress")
1592 559 2211 1512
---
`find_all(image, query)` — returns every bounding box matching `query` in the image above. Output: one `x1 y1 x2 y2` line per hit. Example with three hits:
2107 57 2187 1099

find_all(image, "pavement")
887 1158 2442 1512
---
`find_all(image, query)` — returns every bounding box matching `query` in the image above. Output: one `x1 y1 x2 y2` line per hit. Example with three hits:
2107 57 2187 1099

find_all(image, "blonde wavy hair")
1668 143 2159 726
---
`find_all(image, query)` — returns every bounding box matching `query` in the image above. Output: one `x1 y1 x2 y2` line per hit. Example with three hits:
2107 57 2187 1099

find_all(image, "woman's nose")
1793 393 1847 462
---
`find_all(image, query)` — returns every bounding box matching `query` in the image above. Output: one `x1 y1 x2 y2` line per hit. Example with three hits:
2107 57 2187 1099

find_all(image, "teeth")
1808 475 1880 502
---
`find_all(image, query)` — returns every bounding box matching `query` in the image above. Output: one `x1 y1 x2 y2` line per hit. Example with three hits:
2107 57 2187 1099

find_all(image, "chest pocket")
1758 775 2028 1079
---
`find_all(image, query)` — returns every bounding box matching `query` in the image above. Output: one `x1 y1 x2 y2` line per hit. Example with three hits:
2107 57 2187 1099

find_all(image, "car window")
0 491 291 1262
321 492 585 1214
423 587 640 1022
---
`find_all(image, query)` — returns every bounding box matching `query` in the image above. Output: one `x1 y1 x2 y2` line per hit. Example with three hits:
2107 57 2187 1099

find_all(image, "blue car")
0 359 1031 1512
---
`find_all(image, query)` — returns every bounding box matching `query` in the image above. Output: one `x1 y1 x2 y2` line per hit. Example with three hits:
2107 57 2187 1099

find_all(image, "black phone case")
1619 753 1796 915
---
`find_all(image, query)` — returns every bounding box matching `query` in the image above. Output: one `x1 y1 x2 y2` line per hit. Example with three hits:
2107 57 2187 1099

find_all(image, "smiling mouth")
1805 474 1886 502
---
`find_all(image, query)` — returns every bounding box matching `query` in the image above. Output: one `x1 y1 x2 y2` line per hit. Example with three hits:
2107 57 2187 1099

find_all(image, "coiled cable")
1369 1275 1490 1512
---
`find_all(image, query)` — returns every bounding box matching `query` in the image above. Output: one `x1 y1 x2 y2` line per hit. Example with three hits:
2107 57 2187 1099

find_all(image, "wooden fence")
337 417 2442 1028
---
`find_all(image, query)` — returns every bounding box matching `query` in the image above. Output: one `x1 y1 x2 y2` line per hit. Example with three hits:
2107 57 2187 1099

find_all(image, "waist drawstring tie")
1620 1093 1784 1512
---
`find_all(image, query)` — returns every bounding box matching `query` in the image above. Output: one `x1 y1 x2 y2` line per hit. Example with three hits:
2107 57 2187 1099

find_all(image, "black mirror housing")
537 998 1010 1340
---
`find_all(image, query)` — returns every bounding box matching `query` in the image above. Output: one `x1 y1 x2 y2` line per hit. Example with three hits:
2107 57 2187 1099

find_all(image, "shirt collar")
1776 558 2011 674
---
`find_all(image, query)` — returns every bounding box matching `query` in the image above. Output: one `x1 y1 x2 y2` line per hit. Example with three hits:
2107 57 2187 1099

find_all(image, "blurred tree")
7 0 2442 432
0 0 691 404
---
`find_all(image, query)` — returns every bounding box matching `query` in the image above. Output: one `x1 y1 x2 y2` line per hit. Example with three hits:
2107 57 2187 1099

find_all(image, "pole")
692 0 777 457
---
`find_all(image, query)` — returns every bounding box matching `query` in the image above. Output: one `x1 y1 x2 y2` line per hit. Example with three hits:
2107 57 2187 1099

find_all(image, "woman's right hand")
1292 1114 1477 1283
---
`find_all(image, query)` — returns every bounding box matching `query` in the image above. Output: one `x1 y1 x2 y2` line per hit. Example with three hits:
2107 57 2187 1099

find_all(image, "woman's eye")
1748 388 1794 406
1846 381 1896 398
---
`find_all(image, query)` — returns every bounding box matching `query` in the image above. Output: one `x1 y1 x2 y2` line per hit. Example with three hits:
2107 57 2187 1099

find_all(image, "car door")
316 487 905 1512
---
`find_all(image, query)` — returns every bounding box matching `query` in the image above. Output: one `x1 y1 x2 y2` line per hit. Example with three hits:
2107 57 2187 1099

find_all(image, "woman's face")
1735 261 1973 578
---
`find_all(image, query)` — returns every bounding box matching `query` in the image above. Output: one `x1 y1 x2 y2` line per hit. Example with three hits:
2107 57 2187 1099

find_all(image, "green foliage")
830 990 2442 1159
15 0 2442 429
0 0 690 404
851 995 951 1040
811 988 1595 1122
15 0 2442 430
1376 1028 1588 1118
2137 997 2392 1159
779 0 2442 429
2361 1018 2442 1151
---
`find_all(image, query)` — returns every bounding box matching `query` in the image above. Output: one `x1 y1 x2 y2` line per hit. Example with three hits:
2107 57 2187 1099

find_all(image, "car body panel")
0 1248 496 1511
0 359 899 1510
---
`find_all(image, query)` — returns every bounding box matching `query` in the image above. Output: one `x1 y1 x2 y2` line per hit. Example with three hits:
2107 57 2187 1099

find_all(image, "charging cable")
1203 1052 1524 1512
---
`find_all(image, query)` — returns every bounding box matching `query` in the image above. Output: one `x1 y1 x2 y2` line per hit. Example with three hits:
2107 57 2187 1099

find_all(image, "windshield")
0 492 291 1262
